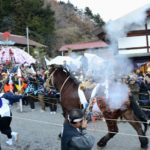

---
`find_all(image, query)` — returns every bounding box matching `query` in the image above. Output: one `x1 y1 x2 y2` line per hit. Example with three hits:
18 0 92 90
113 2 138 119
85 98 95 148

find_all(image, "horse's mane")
50 64 80 85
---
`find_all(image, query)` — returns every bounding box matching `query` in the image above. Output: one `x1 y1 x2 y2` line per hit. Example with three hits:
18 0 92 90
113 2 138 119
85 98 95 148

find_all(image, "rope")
46 69 57 87
101 118 148 124
28 94 59 100
1 109 150 149
24 92 150 116
10 115 150 139
28 94 59 106
60 76 70 94
28 80 44 84
11 102 150 124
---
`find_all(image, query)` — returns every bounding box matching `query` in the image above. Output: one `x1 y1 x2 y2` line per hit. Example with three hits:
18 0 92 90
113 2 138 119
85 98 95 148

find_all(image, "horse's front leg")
58 112 68 139
97 120 118 148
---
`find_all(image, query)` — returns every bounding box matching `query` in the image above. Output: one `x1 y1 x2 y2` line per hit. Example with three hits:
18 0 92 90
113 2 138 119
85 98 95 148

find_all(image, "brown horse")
44 64 149 150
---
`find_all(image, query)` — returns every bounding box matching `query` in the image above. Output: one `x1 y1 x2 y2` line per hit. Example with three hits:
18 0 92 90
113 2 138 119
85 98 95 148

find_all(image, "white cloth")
0 98 11 117
91 83 100 99
78 87 88 109
0 93 4 97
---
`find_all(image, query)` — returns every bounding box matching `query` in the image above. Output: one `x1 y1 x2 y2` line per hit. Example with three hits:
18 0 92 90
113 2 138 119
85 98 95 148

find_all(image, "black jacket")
61 121 94 150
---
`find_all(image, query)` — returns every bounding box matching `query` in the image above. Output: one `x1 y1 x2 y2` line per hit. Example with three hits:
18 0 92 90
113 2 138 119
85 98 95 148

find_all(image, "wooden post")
145 23 149 53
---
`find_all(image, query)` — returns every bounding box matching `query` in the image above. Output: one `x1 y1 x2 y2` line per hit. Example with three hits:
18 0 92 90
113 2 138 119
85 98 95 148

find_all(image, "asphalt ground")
0 102 150 150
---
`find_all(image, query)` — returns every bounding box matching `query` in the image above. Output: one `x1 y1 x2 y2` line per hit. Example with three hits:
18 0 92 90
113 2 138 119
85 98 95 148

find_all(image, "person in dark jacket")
139 78 149 102
61 109 95 150
36 74 45 112
45 87 58 114
139 77 150 106
25 73 37 110
128 78 140 102
0 91 24 105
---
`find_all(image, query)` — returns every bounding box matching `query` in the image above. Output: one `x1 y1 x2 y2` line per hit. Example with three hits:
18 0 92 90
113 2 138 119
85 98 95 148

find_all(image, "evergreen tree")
0 0 55 56
0 0 14 31
84 7 105 28
93 14 105 27
84 7 93 19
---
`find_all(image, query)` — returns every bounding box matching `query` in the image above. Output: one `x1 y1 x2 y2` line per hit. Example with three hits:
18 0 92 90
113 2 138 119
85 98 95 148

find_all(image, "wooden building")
0 32 46 47
59 40 108 56
95 6 150 73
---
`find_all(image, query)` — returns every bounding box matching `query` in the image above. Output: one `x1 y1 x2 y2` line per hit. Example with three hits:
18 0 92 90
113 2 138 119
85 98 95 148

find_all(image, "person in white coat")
0 97 19 146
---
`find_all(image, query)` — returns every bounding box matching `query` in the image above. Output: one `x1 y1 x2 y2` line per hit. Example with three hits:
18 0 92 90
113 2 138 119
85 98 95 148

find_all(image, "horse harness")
46 69 70 94
46 69 57 88
47 68 83 109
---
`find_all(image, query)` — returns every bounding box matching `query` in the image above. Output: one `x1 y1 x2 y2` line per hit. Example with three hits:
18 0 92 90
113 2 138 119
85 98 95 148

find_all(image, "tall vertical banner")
17 67 23 112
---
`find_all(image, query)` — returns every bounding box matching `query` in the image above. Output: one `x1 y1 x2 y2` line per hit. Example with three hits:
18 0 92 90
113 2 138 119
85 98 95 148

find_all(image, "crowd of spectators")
0 63 60 114
1 61 150 116
128 69 150 107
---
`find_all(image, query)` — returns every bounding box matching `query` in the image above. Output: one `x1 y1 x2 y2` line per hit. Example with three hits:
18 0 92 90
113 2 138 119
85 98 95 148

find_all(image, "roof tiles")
59 40 108 51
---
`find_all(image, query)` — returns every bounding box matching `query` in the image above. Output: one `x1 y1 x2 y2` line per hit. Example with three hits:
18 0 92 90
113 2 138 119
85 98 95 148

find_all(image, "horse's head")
48 64 69 74
44 64 70 89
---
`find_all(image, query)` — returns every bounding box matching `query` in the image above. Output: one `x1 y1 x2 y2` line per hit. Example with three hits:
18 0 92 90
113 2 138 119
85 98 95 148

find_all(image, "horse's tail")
130 96 148 135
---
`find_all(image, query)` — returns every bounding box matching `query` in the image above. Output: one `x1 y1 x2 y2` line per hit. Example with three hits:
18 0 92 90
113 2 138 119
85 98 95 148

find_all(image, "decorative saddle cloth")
79 81 95 90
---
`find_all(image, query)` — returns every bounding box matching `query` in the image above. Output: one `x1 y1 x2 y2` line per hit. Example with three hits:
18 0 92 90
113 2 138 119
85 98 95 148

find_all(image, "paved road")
1 102 150 150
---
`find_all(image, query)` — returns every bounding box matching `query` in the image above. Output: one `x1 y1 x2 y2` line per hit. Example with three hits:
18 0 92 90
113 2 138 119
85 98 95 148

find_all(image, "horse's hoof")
97 146 103 150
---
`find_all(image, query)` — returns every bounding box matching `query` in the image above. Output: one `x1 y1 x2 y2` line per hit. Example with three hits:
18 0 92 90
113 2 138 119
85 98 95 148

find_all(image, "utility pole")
26 27 30 54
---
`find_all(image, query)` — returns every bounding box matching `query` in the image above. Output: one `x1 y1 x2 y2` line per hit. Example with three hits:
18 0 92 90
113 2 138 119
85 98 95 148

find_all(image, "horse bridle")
46 68 70 94
46 69 57 88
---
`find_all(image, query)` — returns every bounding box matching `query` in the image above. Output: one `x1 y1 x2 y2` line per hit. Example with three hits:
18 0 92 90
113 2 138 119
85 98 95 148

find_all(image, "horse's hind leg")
122 109 149 149
97 120 118 148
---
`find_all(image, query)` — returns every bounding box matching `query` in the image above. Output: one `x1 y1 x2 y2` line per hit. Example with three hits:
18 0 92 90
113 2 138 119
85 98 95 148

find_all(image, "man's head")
68 109 84 128
129 78 136 84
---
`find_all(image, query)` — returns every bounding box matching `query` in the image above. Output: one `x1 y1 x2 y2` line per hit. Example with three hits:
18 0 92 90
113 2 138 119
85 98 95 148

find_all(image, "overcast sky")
58 0 150 21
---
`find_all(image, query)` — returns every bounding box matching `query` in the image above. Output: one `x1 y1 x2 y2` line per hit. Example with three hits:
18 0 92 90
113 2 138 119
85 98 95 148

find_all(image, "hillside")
0 0 105 57
44 0 105 55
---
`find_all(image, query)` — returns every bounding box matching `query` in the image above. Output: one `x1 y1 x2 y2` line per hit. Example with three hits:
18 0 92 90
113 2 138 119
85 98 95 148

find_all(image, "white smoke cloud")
95 4 149 110
105 4 150 44
107 82 129 110
67 4 149 111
